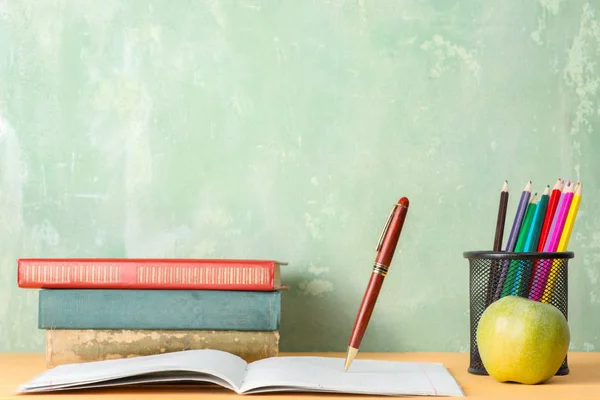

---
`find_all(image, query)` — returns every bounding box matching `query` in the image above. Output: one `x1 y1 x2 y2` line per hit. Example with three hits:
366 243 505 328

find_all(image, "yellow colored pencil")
557 182 582 251
542 182 581 301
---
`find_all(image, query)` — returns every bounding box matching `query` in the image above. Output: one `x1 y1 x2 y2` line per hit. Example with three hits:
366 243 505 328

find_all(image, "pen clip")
376 204 398 252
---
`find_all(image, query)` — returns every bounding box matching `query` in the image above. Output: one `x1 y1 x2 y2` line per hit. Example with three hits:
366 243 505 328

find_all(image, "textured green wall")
1 1 599 353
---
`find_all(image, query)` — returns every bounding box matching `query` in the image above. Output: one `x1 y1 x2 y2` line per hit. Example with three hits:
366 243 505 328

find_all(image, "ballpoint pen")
344 197 410 371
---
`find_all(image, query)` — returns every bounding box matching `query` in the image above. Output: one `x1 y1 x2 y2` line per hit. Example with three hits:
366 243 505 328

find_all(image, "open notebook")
18 349 464 397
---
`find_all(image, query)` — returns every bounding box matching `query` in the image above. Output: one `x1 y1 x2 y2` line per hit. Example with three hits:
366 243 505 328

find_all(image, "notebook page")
20 372 226 393
18 349 247 393
241 356 464 397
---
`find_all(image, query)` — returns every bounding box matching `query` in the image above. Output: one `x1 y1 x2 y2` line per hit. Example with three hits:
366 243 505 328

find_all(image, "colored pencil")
524 186 550 251
542 182 582 301
493 181 509 251
514 186 549 296
514 193 538 252
544 181 574 252
502 193 537 296
528 181 573 301
528 179 563 295
485 181 509 306
557 182 582 251
505 181 532 252
537 178 564 252
494 181 531 300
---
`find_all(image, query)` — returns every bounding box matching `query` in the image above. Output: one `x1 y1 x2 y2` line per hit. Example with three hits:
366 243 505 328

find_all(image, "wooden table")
1 352 599 399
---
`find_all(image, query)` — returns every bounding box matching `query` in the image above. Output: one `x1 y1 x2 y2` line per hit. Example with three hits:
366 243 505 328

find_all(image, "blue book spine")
38 289 281 331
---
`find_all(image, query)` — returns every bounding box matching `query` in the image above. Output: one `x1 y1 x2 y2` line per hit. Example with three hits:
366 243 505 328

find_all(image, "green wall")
1 0 599 353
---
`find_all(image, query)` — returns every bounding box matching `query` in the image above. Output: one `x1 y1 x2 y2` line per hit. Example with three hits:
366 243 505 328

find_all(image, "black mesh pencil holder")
463 250 573 376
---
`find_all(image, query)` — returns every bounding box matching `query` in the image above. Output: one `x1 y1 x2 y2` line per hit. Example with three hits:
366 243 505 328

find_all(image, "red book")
17 258 287 291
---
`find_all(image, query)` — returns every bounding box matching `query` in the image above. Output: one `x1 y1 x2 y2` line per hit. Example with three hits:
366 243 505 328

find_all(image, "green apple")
476 295 570 384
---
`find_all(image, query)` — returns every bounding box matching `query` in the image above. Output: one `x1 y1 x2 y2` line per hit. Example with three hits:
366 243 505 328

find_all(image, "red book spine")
17 259 284 291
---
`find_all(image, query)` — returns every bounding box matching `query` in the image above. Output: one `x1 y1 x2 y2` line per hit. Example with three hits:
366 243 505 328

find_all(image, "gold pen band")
372 262 389 276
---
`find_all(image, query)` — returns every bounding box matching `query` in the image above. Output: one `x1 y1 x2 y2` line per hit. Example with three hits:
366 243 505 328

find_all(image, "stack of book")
17 258 287 368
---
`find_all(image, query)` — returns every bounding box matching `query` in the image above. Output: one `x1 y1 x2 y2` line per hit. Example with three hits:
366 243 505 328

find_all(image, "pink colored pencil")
528 181 574 301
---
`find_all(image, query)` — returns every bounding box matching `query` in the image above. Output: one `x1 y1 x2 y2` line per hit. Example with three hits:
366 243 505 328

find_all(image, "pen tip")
344 347 358 371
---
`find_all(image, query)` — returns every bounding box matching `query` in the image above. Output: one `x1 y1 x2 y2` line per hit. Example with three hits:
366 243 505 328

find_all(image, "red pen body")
375 197 409 267
345 197 409 370
347 273 385 349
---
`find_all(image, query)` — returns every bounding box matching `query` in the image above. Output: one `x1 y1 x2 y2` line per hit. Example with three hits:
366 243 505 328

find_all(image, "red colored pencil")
528 178 563 294
537 178 563 251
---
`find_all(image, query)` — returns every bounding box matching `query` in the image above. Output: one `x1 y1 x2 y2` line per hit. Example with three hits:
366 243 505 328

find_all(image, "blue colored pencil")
524 186 550 251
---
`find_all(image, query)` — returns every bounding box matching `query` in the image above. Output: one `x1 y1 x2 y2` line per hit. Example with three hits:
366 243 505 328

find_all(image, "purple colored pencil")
494 180 532 300
529 181 574 301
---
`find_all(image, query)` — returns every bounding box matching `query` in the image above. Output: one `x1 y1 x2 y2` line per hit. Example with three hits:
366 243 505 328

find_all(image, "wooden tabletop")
1 352 599 399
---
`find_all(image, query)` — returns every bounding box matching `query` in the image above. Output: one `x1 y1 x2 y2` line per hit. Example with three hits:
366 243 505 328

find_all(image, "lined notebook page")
241 356 464 397
18 349 247 393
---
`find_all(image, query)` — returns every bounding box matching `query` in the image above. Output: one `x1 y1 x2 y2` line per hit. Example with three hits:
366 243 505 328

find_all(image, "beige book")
46 329 279 368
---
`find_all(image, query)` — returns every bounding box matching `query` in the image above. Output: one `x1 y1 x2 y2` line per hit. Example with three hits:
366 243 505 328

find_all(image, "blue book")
38 289 281 331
